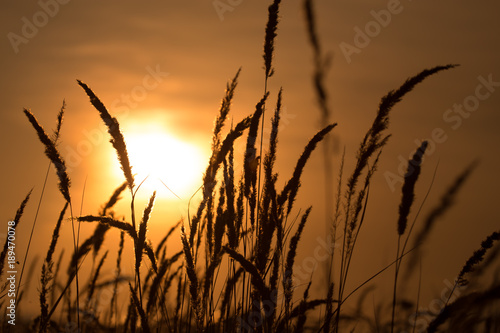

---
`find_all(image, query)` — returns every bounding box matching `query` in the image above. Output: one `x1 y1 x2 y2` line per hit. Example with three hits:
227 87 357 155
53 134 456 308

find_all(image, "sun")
110 121 206 199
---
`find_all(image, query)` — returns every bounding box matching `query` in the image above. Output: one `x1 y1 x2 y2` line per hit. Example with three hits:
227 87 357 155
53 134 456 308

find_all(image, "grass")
2 0 500 332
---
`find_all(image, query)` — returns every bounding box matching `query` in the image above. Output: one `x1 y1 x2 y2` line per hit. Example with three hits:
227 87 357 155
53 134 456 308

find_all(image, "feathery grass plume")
136 192 156 275
469 234 500 281
24 109 71 202
74 215 156 274
255 173 278 275
109 231 125 325
268 194 282 328
244 93 268 197
397 141 428 235
456 230 500 286
223 151 237 249
181 224 203 329
0 189 32 277
39 202 68 331
89 223 114 258
206 190 216 260
193 69 241 246
124 296 137 333
128 283 151 333
263 89 282 189
213 183 227 260
427 283 500 333
220 267 244 317
346 151 380 251
212 68 241 152
329 148 345 266
144 242 158 275
304 0 321 64
202 246 226 319
323 282 335 333
86 251 108 308
390 140 428 332
411 160 478 254
223 246 274 326
279 123 337 215
52 99 66 142
100 182 128 217
235 178 245 245
78 215 136 238
347 65 457 204
66 240 92 283
158 264 183 319
214 116 253 182
284 207 312 316
303 0 333 173
88 182 128 257
77 80 134 190
255 115 280 277
146 250 183 313
190 115 252 246
223 246 270 301
391 143 427 333
191 105 249 244
263 0 281 79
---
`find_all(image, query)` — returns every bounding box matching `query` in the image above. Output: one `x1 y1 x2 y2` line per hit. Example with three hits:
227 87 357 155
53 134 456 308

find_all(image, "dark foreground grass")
3 1 500 332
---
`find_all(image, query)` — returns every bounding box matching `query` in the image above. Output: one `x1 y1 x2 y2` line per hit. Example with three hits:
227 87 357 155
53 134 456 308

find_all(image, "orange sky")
1 0 500 322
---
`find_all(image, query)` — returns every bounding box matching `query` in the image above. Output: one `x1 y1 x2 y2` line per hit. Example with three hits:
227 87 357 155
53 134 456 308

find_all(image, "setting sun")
111 120 206 199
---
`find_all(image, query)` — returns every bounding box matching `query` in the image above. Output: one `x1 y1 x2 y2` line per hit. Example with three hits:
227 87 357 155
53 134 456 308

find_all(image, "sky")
1 0 500 323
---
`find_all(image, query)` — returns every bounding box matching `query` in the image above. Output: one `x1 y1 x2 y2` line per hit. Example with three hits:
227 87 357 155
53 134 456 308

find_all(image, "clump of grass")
333 64 457 332
39 202 68 332
6 1 500 332
263 0 281 80
284 207 312 318
457 231 500 287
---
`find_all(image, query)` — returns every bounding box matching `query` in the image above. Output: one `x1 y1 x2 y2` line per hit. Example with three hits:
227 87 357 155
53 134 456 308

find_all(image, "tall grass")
2 0 500 332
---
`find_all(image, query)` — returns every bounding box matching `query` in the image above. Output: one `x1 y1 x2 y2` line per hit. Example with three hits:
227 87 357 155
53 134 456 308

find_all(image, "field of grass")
2 1 500 332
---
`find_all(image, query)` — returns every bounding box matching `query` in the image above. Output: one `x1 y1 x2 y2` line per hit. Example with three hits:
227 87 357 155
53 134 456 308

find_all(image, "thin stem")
391 236 401 333
15 162 50 306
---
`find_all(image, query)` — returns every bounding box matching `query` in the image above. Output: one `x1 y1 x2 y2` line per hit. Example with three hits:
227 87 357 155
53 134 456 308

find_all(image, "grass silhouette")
2 1 500 332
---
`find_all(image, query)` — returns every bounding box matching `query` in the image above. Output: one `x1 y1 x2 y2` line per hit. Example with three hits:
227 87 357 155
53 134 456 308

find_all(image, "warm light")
111 121 206 199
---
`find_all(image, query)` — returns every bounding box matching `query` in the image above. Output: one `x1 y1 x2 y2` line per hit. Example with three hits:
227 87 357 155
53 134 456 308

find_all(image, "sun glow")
111 121 206 199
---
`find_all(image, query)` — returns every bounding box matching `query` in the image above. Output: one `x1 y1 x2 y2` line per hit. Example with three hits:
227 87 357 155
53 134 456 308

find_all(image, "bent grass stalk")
23 109 81 329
